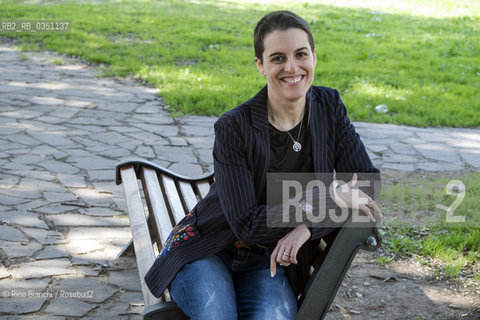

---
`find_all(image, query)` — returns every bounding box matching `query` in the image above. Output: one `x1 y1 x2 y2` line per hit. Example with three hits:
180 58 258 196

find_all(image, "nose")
284 58 298 73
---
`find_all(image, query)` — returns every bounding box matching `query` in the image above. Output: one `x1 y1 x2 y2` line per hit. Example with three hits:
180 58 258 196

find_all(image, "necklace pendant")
292 141 302 152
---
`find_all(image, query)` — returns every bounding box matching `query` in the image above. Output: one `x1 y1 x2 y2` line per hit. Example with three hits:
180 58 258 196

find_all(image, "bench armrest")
116 159 213 185
296 221 381 320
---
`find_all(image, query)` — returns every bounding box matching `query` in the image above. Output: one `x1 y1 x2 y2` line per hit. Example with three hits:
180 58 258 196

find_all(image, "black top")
269 103 314 173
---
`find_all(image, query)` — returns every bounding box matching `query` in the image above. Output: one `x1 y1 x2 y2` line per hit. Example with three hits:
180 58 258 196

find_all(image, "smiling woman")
143 10 381 320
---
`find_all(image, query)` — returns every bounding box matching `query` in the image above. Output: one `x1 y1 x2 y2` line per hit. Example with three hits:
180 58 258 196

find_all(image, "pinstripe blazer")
145 85 379 298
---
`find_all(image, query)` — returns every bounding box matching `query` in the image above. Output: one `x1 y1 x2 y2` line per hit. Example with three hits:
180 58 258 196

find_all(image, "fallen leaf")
337 304 348 314
383 276 397 282
368 275 397 282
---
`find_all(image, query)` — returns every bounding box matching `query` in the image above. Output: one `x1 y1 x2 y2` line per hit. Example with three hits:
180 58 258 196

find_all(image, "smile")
281 75 304 85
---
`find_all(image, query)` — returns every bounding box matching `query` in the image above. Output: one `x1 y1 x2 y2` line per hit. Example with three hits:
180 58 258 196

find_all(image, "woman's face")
256 28 316 104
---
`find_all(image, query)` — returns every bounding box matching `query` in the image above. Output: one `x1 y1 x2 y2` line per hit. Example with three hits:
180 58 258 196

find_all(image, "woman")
145 10 381 320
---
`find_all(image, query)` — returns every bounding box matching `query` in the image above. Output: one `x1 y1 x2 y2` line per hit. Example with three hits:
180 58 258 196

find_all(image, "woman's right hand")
270 224 311 277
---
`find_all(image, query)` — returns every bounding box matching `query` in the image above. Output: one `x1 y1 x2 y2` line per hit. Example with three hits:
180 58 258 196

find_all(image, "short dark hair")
254 11 315 63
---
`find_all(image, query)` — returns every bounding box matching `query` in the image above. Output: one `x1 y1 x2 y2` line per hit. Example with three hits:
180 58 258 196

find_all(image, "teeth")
284 76 302 83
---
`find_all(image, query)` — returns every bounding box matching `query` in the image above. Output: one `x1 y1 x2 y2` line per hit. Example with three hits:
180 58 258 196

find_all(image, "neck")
267 95 305 131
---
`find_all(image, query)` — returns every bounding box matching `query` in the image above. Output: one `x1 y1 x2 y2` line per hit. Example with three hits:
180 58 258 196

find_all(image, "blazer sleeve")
213 115 292 246
333 89 378 174
310 89 380 241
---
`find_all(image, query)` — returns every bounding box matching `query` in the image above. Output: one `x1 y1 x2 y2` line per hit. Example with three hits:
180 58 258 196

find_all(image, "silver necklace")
269 94 309 153
285 108 304 152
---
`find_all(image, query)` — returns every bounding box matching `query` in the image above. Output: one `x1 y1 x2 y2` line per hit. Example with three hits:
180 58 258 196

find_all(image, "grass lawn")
0 0 479 127
379 171 480 281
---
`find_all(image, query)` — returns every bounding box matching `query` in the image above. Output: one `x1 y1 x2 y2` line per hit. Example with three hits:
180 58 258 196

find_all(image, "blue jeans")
169 246 297 320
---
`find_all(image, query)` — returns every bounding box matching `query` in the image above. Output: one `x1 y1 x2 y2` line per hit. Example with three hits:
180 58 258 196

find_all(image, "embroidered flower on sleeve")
159 209 198 257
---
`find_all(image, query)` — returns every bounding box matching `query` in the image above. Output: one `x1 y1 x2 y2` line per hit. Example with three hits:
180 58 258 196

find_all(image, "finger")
270 259 276 278
359 204 376 222
281 248 291 262
278 245 289 263
279 259 291 266
348 173 358 188
289 245 299 264
358 191 382 218
369 201 383 218
270 245 279 277
361 194 382 219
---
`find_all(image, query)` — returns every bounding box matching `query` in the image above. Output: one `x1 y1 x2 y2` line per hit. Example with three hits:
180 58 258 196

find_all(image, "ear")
255 57 265 77
312 49 317 68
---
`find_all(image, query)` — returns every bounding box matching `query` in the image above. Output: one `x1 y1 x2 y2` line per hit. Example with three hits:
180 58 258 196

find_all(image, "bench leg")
117 239 135 258
143 301 189 320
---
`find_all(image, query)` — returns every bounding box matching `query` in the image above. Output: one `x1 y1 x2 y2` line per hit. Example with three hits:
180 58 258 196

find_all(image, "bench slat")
178 181 198 212
143 168 174 245
161 175 187 224
120 166 159 307
196 181 210 199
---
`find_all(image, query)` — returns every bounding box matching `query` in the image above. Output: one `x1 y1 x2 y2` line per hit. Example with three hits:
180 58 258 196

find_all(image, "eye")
296 51 308 58
271 55 285 63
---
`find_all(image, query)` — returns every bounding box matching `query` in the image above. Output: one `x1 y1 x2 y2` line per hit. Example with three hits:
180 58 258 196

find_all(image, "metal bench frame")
116 160 381 320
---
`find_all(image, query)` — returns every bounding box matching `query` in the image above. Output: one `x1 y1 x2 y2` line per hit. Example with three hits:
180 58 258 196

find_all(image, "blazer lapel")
248 86 270 192
249 85 269 132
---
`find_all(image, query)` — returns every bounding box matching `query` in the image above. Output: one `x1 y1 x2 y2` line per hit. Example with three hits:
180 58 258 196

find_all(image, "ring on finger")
283 251 290 257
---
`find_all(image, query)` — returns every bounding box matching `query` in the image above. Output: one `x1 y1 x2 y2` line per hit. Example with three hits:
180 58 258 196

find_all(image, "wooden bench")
116 160 381 320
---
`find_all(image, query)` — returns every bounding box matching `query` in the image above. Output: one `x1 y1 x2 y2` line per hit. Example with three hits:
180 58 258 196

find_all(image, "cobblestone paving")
0 44 479 318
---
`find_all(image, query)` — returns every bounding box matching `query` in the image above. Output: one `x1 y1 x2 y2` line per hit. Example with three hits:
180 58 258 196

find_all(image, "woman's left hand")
270 224 311 277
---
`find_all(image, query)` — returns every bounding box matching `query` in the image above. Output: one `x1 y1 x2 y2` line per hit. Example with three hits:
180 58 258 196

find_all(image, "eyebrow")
268 47 309 57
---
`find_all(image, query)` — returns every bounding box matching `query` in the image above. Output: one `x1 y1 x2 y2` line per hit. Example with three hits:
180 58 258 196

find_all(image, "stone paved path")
0 44 479 318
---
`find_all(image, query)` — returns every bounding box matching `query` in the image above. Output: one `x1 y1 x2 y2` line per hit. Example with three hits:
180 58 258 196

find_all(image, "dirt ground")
324 251 480 320
322 170 479 319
